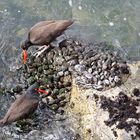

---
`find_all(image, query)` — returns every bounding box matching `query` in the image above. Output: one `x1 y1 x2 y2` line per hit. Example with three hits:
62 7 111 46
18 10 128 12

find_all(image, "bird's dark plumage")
20 20 74 50
0 83 40 127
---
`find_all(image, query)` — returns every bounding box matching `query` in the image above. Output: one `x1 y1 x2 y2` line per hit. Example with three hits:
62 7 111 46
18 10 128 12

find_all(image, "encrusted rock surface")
67 61 140 140
0 38 137 140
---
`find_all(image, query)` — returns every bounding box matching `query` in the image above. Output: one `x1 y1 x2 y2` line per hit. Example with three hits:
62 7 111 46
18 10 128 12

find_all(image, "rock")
114 76 120 83
44 70 53 75
95 75 100 79
58 95 66 101
132 88 140 97
67 58 79 66
93 77 98 84
38 67 43 73
53 88 59 95
85 72 93 80
104 71 108 76
110 82 115 87
102 63 108 70
63 82 72 87
57 71 64 77
59 88 66 94
80 76 87 84
59 101 67 107
0 87 5 94
50 104 59 111
119 63 130 74
24 73 30 78
64 71 70 76
93 71 98 76
78 54 84 59
66 86 72 92
111 61 117 67
97 60 102 68
109 76 114 83
56 108 65 114
91 54 101 61
94 85 103 90
74 64 85 74
97 81 102 86
12 85 23 93
104 79 110 86
12 133 20 139
43 65 49 70
47 96 55 105
27 76 36 85
106 59 112 67
88 68 92 74
39 85 48 90
100 75 105 81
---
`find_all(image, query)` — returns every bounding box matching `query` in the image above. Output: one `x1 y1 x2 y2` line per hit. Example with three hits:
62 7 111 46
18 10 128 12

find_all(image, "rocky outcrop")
68 62 140 140
1 38 139 140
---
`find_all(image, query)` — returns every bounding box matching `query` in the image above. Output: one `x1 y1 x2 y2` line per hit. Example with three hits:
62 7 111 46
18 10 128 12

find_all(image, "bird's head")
20 39 31 50
27 82 40 95
27 82 49 96
20 40 30 64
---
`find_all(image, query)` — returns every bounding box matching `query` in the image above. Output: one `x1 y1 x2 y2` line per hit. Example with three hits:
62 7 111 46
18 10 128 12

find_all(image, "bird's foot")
34 45 50 58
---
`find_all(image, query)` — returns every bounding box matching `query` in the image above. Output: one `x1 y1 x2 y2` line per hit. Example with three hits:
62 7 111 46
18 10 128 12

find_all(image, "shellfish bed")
22 38 130 91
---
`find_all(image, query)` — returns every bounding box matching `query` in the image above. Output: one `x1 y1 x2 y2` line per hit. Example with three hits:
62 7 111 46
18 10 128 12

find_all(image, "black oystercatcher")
0 83 41 126
20 20 74 63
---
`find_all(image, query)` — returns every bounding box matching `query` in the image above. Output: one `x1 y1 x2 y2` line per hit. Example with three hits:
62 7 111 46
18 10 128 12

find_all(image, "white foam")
78 5 82 10
4 9 7 12
109 22 114 26
69 0 72 7
123 17 127 21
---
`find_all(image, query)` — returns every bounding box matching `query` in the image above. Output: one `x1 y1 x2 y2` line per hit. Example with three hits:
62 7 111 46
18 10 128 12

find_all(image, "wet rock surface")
0 38 134 140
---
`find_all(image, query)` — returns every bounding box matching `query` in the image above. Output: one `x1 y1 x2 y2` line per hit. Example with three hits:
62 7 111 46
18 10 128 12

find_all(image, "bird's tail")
0 119 4 127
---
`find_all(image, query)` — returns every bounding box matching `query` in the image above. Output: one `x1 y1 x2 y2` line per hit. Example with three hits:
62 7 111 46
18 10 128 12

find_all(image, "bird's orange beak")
23 49 27 64
35 89 49 94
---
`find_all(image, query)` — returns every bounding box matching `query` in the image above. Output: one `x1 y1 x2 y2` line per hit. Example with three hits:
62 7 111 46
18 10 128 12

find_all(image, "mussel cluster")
59 39 130 90
94 88 140 138
18 39 130 112
21 51 72 113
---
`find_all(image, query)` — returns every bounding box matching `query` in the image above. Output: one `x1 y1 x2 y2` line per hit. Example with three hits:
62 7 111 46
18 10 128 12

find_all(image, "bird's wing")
29 25 53 45
30 20 55 31
29 20 73 45
2 96 39 124
28 20 55 41
49 20 74 36
14 96 39 114
2 95 26 118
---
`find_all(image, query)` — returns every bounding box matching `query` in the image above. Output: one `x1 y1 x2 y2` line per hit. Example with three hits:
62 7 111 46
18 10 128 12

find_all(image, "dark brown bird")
20 20 74 63
0 83 40 126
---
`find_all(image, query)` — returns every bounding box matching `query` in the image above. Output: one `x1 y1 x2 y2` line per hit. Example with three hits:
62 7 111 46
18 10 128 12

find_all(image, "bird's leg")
36 45 47 51
34 45 50 58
